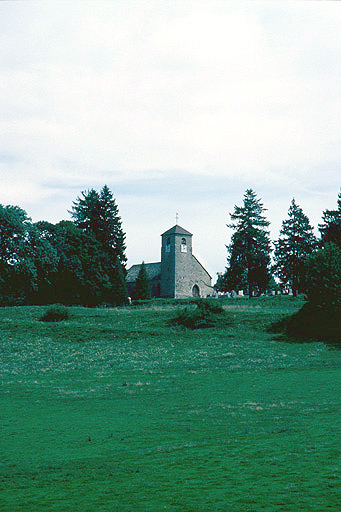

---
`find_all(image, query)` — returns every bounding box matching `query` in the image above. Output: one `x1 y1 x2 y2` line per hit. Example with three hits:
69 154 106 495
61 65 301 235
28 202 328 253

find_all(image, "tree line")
0 185 127 306
0 185 340 308
215 188 340 311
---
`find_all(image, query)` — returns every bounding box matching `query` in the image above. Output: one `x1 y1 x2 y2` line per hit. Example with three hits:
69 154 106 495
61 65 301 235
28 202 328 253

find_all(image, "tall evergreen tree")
70 185 126 267
98 185 127 265
111 258 128 306
306 242 341 311
319 190 341 248
223 189 272 298
134 261 151 300
274 199 317 297
70 186 127 305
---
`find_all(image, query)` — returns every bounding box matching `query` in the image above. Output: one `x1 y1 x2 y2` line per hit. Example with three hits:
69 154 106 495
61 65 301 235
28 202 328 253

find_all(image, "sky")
0 0 340 280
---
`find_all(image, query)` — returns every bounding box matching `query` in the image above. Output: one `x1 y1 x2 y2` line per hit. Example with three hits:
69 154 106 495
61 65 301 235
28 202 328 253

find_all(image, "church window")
180 238 187 253
166 237 171 253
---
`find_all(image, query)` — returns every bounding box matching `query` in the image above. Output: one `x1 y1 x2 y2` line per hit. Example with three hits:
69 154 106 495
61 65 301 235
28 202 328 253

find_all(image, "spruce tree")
134 261 151 300
111 258 128 306
319 190 341 248
71 185 126 267
70 185 127 305
224 189 272 298
274 199 317 297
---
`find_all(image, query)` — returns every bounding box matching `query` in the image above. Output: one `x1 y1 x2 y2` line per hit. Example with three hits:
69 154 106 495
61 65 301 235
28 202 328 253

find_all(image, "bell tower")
160 224 193 298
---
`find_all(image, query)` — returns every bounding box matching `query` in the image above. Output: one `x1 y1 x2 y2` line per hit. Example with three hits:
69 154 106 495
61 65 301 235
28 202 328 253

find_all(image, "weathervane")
176 213 179 224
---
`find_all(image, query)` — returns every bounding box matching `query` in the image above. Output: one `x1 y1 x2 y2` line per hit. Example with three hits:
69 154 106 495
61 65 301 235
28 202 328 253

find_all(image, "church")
127 224 214 299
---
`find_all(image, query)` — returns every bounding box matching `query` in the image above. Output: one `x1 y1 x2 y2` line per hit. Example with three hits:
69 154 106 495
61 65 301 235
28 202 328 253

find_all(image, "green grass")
0 297 340 511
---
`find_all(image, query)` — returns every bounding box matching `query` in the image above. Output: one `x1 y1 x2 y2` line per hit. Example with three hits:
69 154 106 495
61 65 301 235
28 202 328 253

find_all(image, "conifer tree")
134 261 151 300
70 185 127 305
71 185 126 266
111 258 128 306
319 190 341 248
274 199 317 297
224 189 272 298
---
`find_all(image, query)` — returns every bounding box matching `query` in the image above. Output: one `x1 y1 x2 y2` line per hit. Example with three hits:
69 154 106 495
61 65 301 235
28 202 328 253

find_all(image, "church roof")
126 262 161 283
161 224 192 236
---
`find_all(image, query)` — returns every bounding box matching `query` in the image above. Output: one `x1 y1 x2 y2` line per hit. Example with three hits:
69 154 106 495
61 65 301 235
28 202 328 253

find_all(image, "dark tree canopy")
70 186 128 306
35 220 115 306
134 261 151 300
0 206 58 304
306 242 341 310
274 199 317 297
223 189 272 298
0 187 128 306
319 190 341 248
71 185 127 267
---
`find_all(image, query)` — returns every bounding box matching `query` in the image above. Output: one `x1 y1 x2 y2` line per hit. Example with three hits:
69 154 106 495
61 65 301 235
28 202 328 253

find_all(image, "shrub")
196 298 225 314
270 243 341 344
271 302 340 343
171 299 226 329
40 305 70 322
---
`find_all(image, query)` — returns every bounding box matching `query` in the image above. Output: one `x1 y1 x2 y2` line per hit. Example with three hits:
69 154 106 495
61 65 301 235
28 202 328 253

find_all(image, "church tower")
127 223 213 299
160 224 194 298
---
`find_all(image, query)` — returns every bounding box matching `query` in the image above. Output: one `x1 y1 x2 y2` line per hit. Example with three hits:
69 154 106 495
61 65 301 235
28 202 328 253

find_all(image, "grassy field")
0 297 339 511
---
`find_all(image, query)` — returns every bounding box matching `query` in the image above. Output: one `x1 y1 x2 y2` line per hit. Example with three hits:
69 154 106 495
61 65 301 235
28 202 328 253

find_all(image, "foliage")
133 261 151 300
0 205 58 305
271 243 341 343
70 185 126 267
306 242 341 310
70 185 128 306
214 272 228 293
271 302 340 343
40 305 70 322
274 199 317 297
319 190 341 248
171 298 226 329
222 189 272 297
35 220 114 306
111 258 128 306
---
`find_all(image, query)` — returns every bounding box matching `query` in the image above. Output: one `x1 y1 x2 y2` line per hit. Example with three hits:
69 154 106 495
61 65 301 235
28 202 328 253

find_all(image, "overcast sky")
0 0 340 279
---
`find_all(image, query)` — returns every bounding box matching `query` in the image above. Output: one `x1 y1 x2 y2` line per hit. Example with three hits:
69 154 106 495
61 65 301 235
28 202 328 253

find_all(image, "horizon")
1 1 340 278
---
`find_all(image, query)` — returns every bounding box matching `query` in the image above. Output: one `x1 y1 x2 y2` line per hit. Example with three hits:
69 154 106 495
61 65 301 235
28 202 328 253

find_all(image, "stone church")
127 224 213 299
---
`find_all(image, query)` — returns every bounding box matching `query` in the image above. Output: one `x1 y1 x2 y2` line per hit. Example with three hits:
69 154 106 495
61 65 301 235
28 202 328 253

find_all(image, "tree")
70 185 126 267
319 190 341 248
0 205 30 268
222 189 272 298
306 242 341 311
274 199 317 297
111 258 128 306
134 261 151 300
0 205 58 304
36 220 121 306
70 186 127 305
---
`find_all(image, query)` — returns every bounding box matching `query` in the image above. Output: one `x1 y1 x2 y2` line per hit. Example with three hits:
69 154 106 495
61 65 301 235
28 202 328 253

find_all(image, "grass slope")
0 297 340 511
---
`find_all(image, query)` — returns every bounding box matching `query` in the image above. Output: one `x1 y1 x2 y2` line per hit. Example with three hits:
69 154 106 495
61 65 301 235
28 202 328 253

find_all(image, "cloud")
0 0 340 275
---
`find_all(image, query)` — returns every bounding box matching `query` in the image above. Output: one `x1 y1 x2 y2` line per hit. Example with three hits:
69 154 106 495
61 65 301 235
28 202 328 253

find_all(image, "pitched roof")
192 254 212 279
126 262 161 283
161 224 192 236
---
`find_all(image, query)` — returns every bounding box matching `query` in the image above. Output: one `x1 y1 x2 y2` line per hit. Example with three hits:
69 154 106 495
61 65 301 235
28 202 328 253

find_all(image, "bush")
270 243 341 344
40 305 70 322
171 299 226 329
196 298 225 314
271 302 340 343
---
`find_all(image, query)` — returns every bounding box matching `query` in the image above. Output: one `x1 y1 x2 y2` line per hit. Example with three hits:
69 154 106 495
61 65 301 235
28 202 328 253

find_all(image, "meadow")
0 297 339 511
